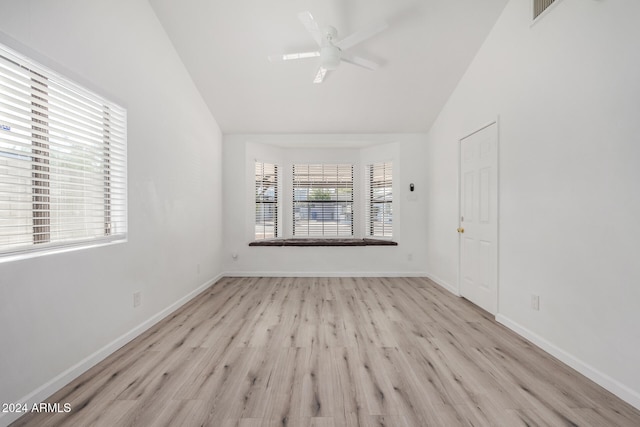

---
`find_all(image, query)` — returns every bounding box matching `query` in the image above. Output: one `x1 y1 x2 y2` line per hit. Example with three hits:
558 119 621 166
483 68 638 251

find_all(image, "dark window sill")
249 238 398 247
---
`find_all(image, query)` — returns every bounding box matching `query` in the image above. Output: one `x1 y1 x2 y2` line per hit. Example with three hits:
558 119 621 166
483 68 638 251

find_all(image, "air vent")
533 0 556 19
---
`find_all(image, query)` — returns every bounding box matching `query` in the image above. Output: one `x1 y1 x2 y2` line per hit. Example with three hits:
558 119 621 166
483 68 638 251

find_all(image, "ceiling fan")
268 11 388 84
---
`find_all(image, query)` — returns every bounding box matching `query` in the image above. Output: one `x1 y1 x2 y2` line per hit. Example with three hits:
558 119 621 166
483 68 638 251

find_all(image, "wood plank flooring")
11 277 640 426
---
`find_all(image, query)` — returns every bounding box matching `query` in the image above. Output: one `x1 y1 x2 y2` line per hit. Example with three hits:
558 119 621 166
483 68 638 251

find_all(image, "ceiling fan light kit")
269 11 388 83
320 45 341 70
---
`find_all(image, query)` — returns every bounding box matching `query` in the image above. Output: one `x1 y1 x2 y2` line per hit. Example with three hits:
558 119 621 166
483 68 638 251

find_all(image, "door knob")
457 227 465 233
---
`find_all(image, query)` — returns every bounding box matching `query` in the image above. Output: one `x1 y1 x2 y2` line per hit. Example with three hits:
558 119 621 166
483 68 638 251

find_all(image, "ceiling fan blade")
341 54 380 71
298 11 323 46
335 21 388 50
313 67 327 84
268 51 320 62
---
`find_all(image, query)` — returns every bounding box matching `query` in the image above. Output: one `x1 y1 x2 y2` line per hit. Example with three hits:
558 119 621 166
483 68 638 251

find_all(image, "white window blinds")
367 161 392 237
0 43 127 256
293 163 353 237
255 162 278 240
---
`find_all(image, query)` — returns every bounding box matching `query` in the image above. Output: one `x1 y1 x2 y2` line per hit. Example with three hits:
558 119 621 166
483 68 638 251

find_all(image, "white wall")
425 0 640 408
223 134 427 276
0 1 223 424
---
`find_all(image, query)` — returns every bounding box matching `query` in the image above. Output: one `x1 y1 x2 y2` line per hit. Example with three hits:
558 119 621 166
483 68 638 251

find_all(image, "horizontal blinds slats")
0 143 127 169
0 176 126 194
293 163 353 237
0 191 126 203
1 222 113 232
367 161 392 238
0 210 126 219
0 158 124 177
0 175 126 192
0 166 126 187
0 197 125 205
1 222 122 232
0 146 124 174
0 197 126 206
0 108 125 152
0 199 124 209
0 109 124 141
0 84 109 136
0 43 127 256
0 183 126 195
0 143 127 166
255 162 278 240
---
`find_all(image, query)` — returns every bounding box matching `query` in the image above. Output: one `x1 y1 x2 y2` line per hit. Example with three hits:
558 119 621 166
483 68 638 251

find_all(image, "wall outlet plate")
531 294 540 311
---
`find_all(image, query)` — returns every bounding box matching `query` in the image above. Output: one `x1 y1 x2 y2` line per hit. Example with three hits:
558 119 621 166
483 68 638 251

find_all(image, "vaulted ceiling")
148 0 508 134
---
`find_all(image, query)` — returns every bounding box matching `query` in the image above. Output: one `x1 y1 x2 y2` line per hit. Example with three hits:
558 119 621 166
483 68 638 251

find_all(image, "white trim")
495 116 501 315
0 238 127 264
222 271 428 278
254 160 280 240
0 273 224 427
425 272 460 296
365 160 394 239
0 39 128 260
496 314 640 411
456 129 462 301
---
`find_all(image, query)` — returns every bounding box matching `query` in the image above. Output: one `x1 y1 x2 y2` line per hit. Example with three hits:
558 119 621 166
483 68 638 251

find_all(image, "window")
367 161 392 237
292 163 353 237
0 43 127 257
255 161 278 239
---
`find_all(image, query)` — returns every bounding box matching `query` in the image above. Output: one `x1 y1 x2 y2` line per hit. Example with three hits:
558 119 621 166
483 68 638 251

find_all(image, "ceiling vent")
533 0 557 20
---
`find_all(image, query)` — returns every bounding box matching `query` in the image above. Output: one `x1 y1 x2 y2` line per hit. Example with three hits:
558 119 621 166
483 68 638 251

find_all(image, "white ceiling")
148 0 508 134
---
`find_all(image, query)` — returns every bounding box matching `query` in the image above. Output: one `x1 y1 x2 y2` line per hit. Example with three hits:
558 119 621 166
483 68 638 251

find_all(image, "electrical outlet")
407 253 413 261
531 294 539 311
133 291 141 308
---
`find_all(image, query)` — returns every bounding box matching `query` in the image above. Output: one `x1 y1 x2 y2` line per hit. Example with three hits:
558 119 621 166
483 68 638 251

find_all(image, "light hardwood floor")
12 277 640 426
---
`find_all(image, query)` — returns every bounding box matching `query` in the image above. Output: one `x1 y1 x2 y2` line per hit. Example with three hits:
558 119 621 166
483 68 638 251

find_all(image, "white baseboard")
496 314 640 411
0 273 224 427
222 271 428 278
425 272 459 296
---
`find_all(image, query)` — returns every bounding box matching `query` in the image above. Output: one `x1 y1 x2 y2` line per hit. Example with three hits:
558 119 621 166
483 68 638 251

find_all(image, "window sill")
0 237 127 264
249 238 397 247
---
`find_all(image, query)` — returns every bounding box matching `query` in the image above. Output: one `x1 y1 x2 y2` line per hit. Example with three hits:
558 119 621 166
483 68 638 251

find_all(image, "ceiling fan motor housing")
320 45 341 70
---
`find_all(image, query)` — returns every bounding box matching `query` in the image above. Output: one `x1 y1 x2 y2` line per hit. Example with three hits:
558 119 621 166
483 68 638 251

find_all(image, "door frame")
456 118 500 315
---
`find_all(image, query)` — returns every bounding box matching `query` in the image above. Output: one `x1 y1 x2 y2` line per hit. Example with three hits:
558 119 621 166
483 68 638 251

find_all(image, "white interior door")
459 122 498 315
